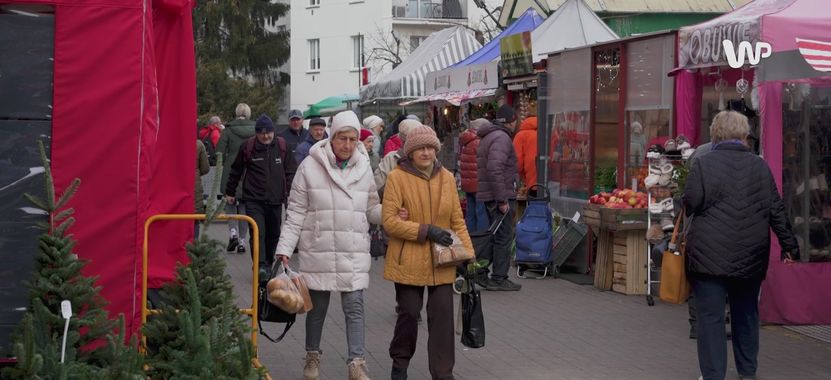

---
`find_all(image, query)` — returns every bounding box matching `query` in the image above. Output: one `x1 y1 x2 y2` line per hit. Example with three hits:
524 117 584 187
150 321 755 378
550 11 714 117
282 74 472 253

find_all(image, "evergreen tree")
2 141 144 379
193 0 290 120
143 157 264 378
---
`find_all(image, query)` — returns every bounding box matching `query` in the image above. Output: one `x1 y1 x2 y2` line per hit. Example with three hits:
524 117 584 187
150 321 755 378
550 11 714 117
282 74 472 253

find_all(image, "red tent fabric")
5 0 196 336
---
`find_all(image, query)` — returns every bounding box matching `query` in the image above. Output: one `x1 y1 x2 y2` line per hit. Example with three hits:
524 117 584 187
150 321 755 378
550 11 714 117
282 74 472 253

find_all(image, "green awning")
303 94 359 118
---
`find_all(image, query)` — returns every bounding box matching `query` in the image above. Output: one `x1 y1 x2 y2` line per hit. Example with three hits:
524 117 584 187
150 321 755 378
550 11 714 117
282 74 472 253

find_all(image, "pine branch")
24 194 49 213
52 208 75 223
36 141 56 214
55 178 81 211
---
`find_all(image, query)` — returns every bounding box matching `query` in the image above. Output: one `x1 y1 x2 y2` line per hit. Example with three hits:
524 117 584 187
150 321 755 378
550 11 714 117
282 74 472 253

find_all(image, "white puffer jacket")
276 138 382 291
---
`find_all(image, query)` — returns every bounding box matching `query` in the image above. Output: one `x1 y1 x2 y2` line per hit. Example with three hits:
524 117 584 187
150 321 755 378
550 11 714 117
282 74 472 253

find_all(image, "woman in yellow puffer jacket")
382 124 473 380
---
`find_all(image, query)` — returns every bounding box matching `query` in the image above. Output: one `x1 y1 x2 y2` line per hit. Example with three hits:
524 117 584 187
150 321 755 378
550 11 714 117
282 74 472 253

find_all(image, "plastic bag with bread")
287 268 313 314
266 270 304 314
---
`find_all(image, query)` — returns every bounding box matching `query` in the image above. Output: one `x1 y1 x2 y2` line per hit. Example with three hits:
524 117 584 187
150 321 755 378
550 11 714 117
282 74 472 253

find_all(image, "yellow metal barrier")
140 213 269 377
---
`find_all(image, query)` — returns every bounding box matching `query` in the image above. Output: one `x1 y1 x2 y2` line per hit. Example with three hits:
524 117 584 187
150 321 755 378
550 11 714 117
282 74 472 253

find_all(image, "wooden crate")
582 204 601 229
600 208 648 231
593 230 614 290
608 230 648 295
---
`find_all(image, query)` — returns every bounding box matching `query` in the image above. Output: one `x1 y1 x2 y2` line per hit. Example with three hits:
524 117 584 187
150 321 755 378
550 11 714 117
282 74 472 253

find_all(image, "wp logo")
722 40 772 68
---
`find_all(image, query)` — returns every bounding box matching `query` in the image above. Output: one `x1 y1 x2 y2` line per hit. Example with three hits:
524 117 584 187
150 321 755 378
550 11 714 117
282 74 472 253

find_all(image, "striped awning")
797 38 831 72
398 88 498 106
360 26 481 104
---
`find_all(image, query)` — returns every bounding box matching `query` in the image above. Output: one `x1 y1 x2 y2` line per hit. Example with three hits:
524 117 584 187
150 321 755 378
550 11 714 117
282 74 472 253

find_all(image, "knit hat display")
403 124 441 157
362 115 383 130
255 114 275 132
330 110 361 137
397 119 420 141
496 104 517 123
359 128 374 142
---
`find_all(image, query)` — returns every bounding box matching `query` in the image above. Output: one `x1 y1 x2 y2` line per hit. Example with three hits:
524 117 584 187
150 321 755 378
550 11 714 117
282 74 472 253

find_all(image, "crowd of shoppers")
192 101 798 380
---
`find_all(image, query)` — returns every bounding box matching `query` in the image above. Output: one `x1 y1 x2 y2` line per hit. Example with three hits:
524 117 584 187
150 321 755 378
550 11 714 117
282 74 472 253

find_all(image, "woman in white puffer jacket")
275 110 381 380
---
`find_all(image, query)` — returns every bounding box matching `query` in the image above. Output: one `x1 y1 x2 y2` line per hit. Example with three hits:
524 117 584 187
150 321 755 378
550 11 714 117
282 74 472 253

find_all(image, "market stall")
402 9 542 169
544 29 677 287
359 25 481 124
672 0 831 324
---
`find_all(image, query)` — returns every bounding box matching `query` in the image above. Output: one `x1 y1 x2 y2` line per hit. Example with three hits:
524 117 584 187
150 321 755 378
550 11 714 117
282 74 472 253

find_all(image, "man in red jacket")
459 118 489 232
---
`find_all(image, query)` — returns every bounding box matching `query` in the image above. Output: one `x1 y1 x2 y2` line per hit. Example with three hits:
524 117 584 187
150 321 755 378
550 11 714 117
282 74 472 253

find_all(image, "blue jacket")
295 132 328 164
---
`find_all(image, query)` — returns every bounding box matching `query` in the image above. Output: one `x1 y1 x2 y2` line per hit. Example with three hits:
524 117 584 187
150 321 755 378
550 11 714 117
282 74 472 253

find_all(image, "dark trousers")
482 201 515 280
390 283 454 380
691 276 762 380
244 201 281 271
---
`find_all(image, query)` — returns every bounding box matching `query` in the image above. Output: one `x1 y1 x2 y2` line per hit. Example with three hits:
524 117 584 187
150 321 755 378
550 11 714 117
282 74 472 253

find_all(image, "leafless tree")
364 23 405 73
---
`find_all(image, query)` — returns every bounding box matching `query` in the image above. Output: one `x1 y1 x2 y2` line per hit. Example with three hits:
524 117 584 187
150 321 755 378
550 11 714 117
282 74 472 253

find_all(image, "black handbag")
258 262 295 343
461 279 485 348
369 224 388 258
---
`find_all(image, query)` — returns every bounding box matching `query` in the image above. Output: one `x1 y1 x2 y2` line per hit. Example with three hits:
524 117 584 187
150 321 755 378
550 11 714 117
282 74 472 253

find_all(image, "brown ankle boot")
303 351 321 380
347 357 370 380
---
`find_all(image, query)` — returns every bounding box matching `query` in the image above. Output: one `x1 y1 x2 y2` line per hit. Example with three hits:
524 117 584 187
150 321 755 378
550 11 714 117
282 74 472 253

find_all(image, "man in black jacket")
226 114 297 273
683 111 798 380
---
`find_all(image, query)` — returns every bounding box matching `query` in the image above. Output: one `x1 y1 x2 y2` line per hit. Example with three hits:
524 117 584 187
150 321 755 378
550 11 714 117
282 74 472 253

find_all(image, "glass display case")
624 35 674 190
781 83 831 262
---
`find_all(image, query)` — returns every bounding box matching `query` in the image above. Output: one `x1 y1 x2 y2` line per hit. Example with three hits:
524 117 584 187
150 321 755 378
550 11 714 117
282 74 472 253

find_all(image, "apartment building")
290 0 493 113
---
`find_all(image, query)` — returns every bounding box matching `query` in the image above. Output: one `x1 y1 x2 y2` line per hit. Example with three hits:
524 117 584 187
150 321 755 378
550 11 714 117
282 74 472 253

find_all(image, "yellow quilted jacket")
382 159 473 286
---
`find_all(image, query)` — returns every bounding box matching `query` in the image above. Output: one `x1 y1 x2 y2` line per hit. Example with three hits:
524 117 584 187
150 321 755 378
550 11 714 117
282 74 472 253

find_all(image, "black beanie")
255 114 275 132
496 104 516 123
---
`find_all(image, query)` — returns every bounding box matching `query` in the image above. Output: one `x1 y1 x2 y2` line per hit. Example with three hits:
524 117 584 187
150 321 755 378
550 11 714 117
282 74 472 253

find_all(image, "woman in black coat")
683 110 798 380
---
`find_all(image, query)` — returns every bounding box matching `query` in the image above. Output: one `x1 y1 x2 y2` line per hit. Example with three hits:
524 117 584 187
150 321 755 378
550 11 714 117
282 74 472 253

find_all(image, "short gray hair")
209 116 221 125
235 103 251 119
709 110 749 143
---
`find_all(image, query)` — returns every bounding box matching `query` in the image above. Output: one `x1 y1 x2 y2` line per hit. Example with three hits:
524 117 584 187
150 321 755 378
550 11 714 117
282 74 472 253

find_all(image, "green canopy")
303 94 359 118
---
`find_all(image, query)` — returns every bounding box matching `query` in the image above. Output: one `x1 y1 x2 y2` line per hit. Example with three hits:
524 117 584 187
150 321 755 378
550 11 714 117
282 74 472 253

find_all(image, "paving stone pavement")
206 224 831 380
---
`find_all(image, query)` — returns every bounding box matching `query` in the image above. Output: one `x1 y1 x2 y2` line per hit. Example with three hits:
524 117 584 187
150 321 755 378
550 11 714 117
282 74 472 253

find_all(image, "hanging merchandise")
715 77 728 110
736 69 750 96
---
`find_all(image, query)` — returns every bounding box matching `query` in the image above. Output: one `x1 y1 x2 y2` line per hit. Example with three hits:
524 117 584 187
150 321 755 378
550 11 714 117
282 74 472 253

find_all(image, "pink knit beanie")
403 124 441 157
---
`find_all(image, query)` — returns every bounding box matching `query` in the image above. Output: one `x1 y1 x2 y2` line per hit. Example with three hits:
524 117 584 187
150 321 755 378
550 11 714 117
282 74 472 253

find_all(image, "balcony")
392 0 467 20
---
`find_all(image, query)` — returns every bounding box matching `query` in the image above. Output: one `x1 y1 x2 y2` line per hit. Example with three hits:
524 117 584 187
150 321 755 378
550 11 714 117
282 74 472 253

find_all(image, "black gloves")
426 225 453 246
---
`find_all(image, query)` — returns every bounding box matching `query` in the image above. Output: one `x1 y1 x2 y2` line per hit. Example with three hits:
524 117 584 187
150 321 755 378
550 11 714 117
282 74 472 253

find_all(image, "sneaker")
347 357 370 380
474 273 490 289
303 351 321 380
237 242 246 254
486 278 522 291
391 367 408 380
227 237 239 252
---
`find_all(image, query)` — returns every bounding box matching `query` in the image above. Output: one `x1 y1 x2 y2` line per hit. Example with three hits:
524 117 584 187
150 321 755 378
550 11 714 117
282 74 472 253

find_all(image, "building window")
277 25 287 33
410 36 427 52
308 39 320 71
310 0 320 6
352 35 364 69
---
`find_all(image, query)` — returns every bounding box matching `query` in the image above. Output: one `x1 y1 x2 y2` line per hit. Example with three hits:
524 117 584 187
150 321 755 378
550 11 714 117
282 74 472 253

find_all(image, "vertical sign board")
500 31 534 78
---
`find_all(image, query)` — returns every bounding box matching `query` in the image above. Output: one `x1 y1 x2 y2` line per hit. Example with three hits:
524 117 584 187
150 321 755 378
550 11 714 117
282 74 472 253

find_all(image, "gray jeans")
305 289 365 361
224 201 248 240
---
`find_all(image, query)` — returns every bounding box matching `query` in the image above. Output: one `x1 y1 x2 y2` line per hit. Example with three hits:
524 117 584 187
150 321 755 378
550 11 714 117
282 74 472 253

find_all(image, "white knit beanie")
330 111 361 137
362 115 384 131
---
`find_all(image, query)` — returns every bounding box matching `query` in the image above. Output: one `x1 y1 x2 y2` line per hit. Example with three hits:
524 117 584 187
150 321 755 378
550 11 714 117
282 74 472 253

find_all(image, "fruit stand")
584 189 648 295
